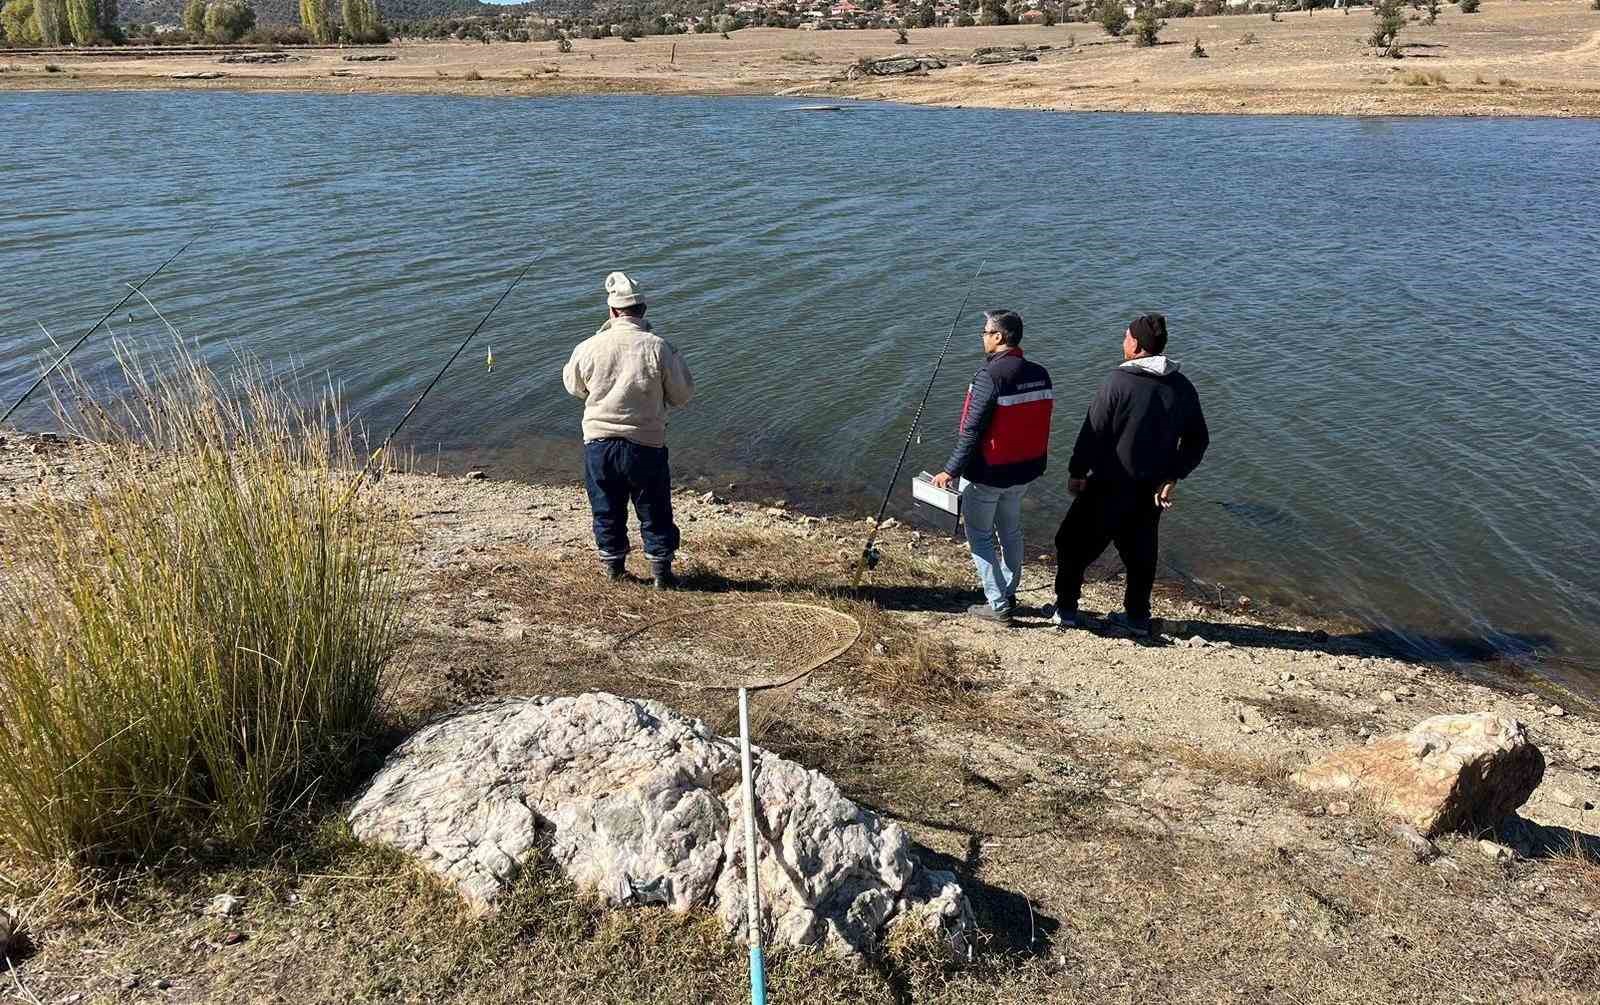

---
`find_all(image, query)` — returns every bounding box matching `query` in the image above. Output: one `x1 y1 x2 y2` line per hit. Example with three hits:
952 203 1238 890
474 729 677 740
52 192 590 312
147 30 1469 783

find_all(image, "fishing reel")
861 544 882 571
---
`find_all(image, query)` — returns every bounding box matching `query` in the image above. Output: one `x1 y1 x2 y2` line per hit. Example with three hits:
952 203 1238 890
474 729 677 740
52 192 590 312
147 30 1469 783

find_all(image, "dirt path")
4 6 1600 117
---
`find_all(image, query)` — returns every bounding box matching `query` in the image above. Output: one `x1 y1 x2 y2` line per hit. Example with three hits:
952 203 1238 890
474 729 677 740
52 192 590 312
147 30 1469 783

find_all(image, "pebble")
205 893 242 917
465 470 486 481
157 979 172 990
1477 839 1514 865
1379 691 1397 704
1327 801 1352 817
1185 635 1209 649
699 491 724 505
221 930 246 946
1547 705 1566 717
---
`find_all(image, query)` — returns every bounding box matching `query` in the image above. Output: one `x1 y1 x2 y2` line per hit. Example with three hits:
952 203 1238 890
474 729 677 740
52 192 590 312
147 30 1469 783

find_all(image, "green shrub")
1459 0 1479 11
204 0 255 42
1421 0 1440 24
556 35 572 52
0 349 402 863
1131 2 1165 45
1098 0 1130 36
1369 0 1404 56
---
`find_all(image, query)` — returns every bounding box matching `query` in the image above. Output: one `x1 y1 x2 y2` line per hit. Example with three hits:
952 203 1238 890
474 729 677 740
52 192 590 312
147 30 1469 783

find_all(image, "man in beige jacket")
563 271 695 588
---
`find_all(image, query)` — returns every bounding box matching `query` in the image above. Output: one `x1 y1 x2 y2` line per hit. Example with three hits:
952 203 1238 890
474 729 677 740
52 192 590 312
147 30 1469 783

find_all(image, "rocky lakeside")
3 429 1599 1002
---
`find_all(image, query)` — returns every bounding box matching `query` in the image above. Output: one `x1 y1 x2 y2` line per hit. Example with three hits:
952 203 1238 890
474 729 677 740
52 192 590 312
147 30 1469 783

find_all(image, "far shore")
3 4 1600 118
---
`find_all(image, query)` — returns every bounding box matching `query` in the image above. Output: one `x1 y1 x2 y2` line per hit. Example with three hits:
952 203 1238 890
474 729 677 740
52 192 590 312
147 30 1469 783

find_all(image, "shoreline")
4 10 1600 119
5 426 1600 1002
7 426 1594 709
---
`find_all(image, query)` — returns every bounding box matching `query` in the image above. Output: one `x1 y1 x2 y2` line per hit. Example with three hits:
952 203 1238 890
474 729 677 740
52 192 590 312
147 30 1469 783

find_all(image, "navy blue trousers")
583 438 680 562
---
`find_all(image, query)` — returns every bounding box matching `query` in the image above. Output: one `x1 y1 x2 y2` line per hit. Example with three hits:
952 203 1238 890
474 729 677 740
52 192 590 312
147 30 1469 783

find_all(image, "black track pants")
1053 483 1162 621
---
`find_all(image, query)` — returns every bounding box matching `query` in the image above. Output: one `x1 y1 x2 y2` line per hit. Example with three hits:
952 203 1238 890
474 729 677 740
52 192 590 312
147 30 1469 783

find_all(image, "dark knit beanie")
1129 313 1168 355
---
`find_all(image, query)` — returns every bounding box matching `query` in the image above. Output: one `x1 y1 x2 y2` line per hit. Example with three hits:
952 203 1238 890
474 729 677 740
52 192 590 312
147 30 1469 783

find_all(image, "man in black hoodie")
1051 313 1209 635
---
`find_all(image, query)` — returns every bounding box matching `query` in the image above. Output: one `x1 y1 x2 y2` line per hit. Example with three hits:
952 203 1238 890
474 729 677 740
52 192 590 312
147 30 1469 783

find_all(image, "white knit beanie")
605 271 645 309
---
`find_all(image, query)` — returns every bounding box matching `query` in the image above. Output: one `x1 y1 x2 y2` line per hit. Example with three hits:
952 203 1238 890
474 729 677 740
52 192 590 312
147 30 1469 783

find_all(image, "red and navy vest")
958 349 1053 487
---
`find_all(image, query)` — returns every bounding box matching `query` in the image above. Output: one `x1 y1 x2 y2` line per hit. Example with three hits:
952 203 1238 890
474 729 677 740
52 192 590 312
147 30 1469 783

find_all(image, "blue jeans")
960 479 1027 611
583 438 679 562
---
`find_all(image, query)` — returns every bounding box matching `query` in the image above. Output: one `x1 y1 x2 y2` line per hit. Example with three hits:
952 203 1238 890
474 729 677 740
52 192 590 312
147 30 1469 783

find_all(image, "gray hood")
1119 355 1179 377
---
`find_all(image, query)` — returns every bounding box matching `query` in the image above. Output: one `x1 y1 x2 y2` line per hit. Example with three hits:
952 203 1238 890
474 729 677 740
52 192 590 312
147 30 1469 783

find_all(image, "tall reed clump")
0 345 403 864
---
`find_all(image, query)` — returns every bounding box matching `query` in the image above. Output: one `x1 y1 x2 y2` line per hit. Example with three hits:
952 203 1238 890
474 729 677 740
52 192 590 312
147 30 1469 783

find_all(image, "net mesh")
611 601 862 692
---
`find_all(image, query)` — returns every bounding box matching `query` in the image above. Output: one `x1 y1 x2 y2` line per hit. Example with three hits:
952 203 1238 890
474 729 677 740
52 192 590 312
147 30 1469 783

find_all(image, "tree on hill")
32 0 65 43
299 0 330 40
342 0 383 40
66 0 101 41
1130 0 1162 44
1097 0 1128 36
205 0 254 37
1421 0 1439 23
1369 0 1404 56
182 0 203 31
0 0 43 43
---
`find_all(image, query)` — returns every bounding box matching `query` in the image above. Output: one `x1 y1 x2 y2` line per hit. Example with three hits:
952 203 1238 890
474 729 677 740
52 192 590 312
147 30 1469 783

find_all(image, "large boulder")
1292 712 1545 836
348 693 973 958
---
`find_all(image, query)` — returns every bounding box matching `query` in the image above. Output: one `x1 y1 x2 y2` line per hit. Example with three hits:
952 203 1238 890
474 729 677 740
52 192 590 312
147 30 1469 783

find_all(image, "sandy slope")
3 4 1600 116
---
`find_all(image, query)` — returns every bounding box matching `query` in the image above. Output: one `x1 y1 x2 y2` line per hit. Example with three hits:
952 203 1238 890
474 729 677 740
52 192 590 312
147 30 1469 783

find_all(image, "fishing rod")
851 259 987 588
0 235 197 428
336 258 537 511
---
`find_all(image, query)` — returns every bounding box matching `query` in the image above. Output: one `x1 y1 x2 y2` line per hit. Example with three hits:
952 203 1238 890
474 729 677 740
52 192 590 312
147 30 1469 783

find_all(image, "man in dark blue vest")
931 309 1054 624
1051 313 1209 636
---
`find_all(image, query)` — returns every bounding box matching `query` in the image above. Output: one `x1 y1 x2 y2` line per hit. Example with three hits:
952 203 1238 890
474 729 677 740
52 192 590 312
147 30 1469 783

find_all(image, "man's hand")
1068 477 1088 496
1155 481 1177 510
930 471 956 490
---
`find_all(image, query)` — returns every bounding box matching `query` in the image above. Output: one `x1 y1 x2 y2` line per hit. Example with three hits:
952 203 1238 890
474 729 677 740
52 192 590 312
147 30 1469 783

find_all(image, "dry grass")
1402 70 1449 86
1500 76 1520 87
780 50 824 63
0 346 402 864
463 67 483 81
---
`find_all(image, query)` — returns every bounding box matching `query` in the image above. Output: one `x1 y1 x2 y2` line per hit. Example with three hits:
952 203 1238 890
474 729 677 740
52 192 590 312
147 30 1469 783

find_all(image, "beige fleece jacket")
562 316 695 448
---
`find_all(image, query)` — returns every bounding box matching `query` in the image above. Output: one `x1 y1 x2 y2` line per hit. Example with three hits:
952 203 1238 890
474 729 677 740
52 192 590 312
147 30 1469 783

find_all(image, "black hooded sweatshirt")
1067 355 1209 488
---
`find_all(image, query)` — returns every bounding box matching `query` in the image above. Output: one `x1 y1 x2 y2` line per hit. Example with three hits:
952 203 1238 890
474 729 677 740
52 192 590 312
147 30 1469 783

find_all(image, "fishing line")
336 256 540 511
1 235 198 428
852 259 987 587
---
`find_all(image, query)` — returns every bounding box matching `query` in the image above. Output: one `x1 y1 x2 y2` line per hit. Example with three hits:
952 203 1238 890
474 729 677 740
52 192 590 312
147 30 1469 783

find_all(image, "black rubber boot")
602 557 626 582
650 559 678 591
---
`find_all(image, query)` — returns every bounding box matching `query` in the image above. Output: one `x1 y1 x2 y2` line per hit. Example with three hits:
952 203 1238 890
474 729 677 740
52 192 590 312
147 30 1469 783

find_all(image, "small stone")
1477 839 1514 865
1380 691 1397 704
156 979 172 990
1396 686 1415 697
1392 823 1438 863
465 470 486 481
1549 789 1578 808
1547 705 1566 718
1519 692 1539 701
205 894 243 918
1327 801 1352 817
881 517 899 529
1280 671 1296 682
122 975 142 991
1185 635 1208 649
699 491 724 505
221 930 246 946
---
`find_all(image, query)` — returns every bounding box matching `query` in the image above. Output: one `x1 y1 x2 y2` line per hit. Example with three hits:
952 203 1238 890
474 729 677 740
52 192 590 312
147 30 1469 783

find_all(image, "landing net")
611 601 862 692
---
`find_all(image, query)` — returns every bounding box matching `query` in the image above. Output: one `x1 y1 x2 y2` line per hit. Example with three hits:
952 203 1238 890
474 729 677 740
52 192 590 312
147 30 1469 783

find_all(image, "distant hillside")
117 0 514 27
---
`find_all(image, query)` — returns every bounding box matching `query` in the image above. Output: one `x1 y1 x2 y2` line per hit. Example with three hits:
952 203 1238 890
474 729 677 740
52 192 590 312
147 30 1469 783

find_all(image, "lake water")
3 91 1598 695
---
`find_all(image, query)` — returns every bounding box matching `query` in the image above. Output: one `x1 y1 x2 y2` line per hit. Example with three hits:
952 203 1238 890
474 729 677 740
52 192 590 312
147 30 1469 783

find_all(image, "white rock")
1477 840 1514 865
1547 705 1566 718
349 694 973 958
205 894 243 918
1379 691 1397 704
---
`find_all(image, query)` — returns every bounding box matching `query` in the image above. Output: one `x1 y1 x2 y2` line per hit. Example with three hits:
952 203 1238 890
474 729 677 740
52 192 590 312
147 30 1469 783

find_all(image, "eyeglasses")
981 330 1001 337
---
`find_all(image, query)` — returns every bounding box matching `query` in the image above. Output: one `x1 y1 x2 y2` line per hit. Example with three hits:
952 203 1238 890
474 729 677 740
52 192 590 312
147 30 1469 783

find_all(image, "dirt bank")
3 430 1599 1002
4 5 1600 117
